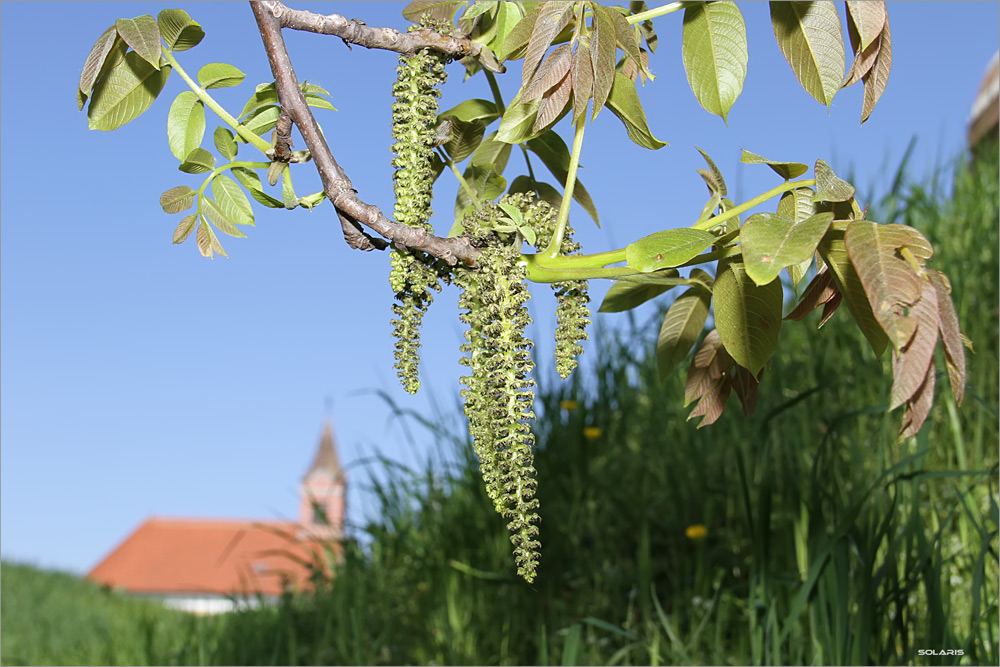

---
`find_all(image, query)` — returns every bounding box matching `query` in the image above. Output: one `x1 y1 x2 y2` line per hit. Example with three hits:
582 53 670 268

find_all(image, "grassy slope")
3 146 996 666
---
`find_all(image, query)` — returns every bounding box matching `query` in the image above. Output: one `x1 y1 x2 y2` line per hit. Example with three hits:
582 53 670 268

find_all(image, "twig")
257 0 503 68
251 1 481 265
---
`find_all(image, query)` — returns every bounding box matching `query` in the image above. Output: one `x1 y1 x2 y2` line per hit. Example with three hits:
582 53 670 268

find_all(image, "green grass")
3 144 997 665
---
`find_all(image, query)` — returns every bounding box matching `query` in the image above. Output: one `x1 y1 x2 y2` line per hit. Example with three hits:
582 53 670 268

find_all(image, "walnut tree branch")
256 0 504 71
251 1 480 265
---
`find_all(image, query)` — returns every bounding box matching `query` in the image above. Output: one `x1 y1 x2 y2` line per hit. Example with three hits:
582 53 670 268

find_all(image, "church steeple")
299 421 346 539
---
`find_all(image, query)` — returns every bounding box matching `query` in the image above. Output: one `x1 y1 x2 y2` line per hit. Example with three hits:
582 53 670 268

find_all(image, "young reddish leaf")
208 225 229 258
846 1 886 51
532 70 572 132
785 266 835 321
609 6 643 74
523 44 572 101
842 5 881 89
522 3 574 87
861 17 892 123
79 26 119 106
731 366 761 417
402 0 463 23
159 185 195 214
740 149 809 180
157 8 204 52
88 52 171 131
929 270 965 405
899 366 934 439
713 259 783 375
629 1 658 53
688 375 732 428
572 43 594 124
116 15 162 70
196 217 214 258
818 290 842 327
605 72 667 149
696 147 727 197
590 4 618 119
682 1 748 122
889 280 938 410
770 1 845 108
684 329 734 406
657 284 712 380
844 221 933 351
172 213 198 244
817 229 889 356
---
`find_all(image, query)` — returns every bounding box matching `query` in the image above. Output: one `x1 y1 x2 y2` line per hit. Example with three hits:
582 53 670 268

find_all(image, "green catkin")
457 200 542 583
388 23 451 394
526 199 592 379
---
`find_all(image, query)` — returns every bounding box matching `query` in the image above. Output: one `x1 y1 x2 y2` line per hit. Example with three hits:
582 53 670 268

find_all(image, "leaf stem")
161 49 272 154
627 2 688 24
438 148 481 210
544 113 587 258
691 179 817 230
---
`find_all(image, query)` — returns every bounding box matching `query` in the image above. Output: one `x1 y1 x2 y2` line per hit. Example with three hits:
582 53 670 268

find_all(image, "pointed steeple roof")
305 421 343 481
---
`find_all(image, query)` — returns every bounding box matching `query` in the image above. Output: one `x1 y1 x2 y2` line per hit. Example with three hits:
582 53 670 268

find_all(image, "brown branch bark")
256 0 504 69
251 1 480 265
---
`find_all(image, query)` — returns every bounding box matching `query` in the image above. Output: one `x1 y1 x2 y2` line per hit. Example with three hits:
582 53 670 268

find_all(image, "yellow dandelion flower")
583 426 603 440
560 400 579 411
685 524 708 541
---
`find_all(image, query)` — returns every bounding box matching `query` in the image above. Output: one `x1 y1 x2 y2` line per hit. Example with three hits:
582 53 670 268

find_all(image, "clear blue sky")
2 2 997 575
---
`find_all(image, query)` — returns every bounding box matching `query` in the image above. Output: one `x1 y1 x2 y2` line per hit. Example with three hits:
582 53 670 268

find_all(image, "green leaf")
817 228 889 356
444 118 489 163
777 186 820 285
239 85 278 118
166 91 205 161
462 1 496 22
605 72 666 149
455 136 510 216
739 149 809 179
658 283 712 379
305 93 337 112
713 259 783 375
695 147 727 197
212 174 254 226
87 52 171 131
682 1 747 122
598 282 670 313
78 26 119 107
402 0 463 23
498 3 541 61
813 159 856 202
770 1 845 108
198 62 246 89
740 212 833 285
440 98 500 123
159 185 195 214
526 132 600 226
238 105 281 141
281 168 298 210
626 228 715 273
232 167 283 208
214 127 238 160
173 213 198 244
158 9 204 52
491 2 523 57
496 96 541 144
178 147 215 174
116 16 162 70
202 198 246 239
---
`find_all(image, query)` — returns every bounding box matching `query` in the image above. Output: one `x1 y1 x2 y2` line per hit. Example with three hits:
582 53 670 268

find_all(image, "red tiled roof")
87 518 336 597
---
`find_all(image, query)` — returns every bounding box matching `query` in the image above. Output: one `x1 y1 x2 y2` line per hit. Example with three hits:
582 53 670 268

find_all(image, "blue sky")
2 2 997 575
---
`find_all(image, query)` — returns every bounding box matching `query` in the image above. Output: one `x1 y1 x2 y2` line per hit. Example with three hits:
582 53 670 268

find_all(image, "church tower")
299 421 346 539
